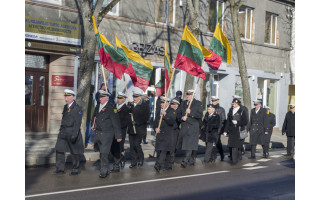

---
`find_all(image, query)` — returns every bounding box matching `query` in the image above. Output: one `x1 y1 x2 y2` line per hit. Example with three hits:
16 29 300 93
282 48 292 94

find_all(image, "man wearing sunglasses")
282 104 295 156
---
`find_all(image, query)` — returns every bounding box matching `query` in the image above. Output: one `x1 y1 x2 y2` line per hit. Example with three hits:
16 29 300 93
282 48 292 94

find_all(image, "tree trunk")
228 0 251 112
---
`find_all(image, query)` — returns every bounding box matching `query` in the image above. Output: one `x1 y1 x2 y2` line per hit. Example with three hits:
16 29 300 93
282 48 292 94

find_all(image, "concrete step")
25 132 58 140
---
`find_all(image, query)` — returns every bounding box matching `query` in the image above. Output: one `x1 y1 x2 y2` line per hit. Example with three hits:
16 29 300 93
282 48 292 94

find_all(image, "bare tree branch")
87 0 93 14
93 0 104 19
97 0 120 25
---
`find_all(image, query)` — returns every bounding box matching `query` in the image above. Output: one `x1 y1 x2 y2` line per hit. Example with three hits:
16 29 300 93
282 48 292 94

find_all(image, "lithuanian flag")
164 43 172 91
155 79 164 97
207 23 231 64
115 34 153 92
174 26 212 80
92 16 128 80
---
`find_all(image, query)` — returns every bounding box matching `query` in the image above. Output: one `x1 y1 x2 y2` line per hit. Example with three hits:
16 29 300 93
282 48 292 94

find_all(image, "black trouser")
216 135 224 157
56 151 80 172
251 144 267 156
110 139 121 170
100 153 110 175
129 134 144 165
156 150 170 169
287 136 295 155
263 143 269 154
231 148 241 164
119 128 127 153
143 132 147 143
204 142 217 162
183 150 196 165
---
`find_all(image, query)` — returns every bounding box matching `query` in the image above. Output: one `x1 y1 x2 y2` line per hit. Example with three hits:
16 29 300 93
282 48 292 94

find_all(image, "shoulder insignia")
173 112 175 114
114 109 117 113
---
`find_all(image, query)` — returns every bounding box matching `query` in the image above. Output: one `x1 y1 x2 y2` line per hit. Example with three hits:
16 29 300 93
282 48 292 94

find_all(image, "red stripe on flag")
174 54 206 79
133 76 149 92
204 49 223 70
98 48 127 80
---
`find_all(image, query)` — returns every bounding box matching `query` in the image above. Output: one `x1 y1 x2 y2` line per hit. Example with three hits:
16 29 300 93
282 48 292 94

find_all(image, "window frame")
238 6 253 41
102 0 120 16
155 0 176 26
208 0 225 33
264 12 278 45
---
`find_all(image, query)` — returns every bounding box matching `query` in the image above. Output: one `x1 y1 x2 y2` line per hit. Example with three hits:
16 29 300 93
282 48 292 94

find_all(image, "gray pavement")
25 127 287 167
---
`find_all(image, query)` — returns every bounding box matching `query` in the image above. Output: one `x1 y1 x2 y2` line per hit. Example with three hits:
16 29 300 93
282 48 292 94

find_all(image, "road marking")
270 155 282 158
257 159 271 162
25 170 229 198
243 166 268 170
242 163 259 167
281 152 287 155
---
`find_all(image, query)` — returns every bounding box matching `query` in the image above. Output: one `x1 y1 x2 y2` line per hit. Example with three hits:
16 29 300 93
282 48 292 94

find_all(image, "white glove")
223 132 227 137
232 120 237 125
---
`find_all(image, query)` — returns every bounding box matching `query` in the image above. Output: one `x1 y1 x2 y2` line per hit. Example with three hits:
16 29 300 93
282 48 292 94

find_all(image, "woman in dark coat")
200 104 221 163
224 99 248 164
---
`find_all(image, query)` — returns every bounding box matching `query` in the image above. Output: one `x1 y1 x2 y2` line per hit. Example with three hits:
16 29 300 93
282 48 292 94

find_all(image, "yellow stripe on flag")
181 26 212 58
115 34 153 70
164 44 172 78
214 23 231 64
92 16 113 47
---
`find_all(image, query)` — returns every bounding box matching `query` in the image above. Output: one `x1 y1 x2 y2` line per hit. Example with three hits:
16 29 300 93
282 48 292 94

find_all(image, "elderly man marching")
248 100 267 159
210 96 226 161
53 89 84 176
127 90 150 168
263 106 276 158
180 89 203 168
153 97 177 172
91 90 122 178
282 104 295 156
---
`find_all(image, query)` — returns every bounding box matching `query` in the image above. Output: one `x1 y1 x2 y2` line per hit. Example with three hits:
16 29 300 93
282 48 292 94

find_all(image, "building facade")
25 0 295 133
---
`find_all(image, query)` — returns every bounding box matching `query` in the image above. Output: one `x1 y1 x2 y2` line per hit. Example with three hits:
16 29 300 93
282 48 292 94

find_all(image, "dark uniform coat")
116 103 130 138
225 106 248 148
173 106 183 150
92 101 122 153
282 111 295 137
128 99 150 135
179 99 203 150
264 111 276 144
249 107 267 145
154 107 176 151
201 113 220 143
213 104 226 134
55 101 84 154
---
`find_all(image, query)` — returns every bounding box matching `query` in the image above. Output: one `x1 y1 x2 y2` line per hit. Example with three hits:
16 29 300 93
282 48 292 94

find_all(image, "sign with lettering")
25 16 81 46
52 75 74 87
131 42 165 57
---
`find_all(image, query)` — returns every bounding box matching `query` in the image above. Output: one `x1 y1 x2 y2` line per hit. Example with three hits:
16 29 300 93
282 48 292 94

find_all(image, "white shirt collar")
99 101 108 112
255 107 260 113
117 102 126 110
134 99 141 107
233 106 240 115
68 101 74 108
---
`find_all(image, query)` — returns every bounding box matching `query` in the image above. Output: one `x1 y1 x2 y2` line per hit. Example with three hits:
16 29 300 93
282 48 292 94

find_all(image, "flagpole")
123 75 136 134
101 64 108 91
155 68 176 136
164 78 167 97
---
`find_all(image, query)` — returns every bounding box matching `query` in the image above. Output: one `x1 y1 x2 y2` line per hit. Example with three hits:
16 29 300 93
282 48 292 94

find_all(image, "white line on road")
257 159 271 162
242 163 259 167
270 155 282 158
25 170 229 198
243 166 268 170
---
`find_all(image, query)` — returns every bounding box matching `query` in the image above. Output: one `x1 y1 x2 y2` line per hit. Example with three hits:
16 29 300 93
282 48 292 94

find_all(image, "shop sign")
25 16 81 46
131 42 165 57
52 75 74 87
26 41 81 53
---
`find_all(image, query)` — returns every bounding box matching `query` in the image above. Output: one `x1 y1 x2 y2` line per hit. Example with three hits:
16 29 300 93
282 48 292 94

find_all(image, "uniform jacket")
153 107 176 151
263 111 276 143
200 112 220 143
213 104 226 134
249 107 267 145
172 106 182 149
225 106 248 148
179 99 203 150
115 103 130 138
282 111 295 137
92 101 122 153
55 101 84 154
127 99 150 135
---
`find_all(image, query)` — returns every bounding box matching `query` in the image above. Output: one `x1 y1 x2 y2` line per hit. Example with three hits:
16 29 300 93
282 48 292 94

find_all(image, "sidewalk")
25 127 287 168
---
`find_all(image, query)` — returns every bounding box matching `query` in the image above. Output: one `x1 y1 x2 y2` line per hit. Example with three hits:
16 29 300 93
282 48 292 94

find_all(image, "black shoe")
129 164 137 168
162 167 172 171
52 170 65 175
154 165 160 172
180 162 187 168
110 168 120 173
248 156 256 159
265 153 269 158
138 162 144 167
99 172 109 178
220 154 225 161
69 169 79 176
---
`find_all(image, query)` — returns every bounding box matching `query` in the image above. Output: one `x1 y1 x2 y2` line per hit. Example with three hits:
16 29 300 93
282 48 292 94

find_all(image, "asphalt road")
25 149 294 200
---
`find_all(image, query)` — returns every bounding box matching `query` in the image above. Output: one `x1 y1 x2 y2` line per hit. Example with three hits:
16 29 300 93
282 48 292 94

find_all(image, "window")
208 0 225 32
264 12 278 45
155 0 175 26
238 6 253 40
102 0 119 16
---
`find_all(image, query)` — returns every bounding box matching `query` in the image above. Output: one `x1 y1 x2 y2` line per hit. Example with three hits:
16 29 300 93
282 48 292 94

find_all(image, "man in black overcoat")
263 106 276 158
282 104 295 156
53 89 84 176
127 91 150 168
109 92 130 172
154 98 176 172
91 90 122 178
180 89 203 168
248 100 267 159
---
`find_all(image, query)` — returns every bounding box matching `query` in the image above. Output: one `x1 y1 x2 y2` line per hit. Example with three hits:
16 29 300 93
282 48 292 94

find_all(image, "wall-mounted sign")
26 41 81 54
131 42 165 57
52 75 74 87
25 16 81 46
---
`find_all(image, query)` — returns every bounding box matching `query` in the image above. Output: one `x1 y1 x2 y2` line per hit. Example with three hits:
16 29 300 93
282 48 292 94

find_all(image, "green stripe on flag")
129 59 153 81
209 37 227 62
164 57 171 78
177 40 203 67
